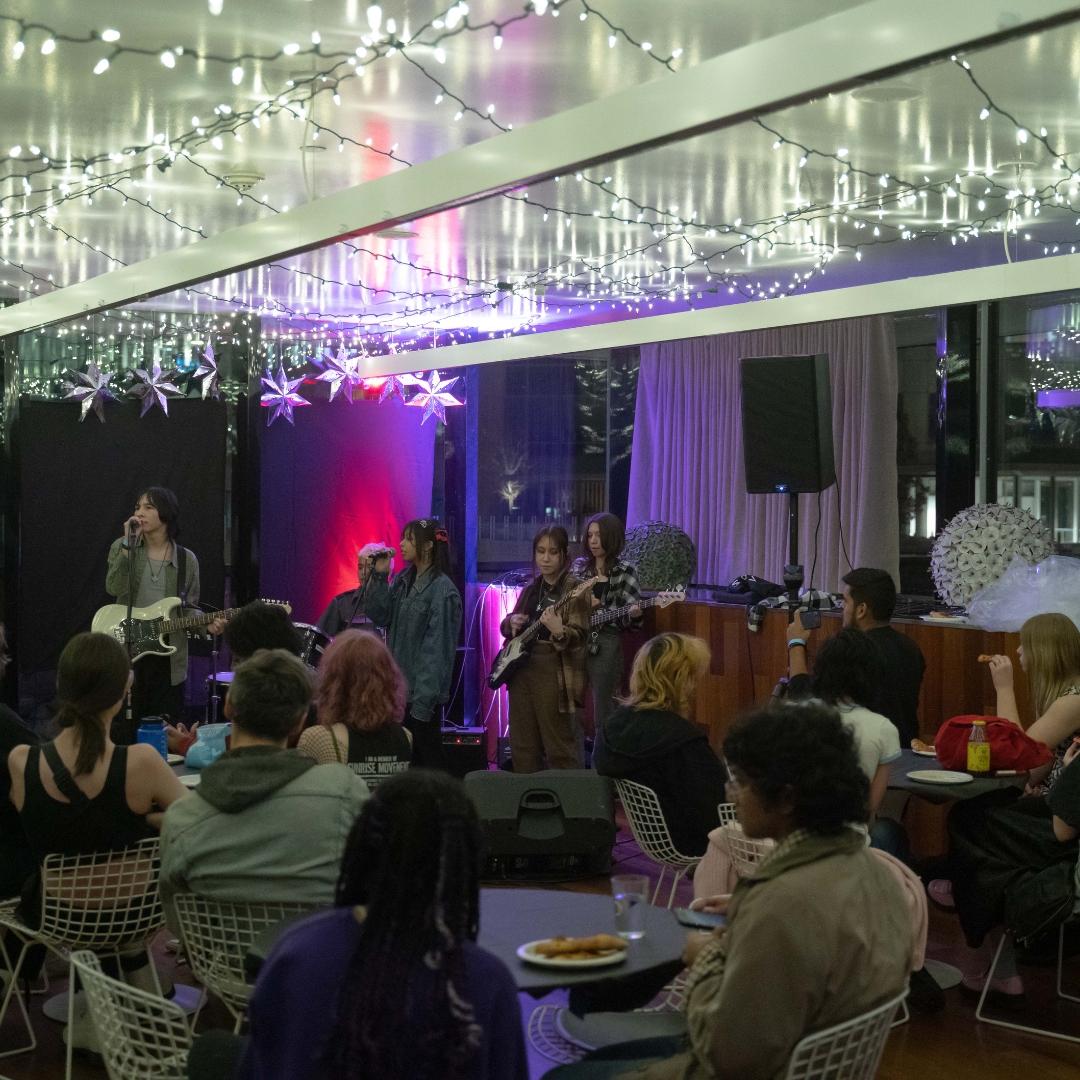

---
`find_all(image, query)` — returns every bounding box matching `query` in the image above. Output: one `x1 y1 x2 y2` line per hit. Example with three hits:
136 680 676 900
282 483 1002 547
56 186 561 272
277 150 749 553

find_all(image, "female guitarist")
572 512 642 736
500 525 590 773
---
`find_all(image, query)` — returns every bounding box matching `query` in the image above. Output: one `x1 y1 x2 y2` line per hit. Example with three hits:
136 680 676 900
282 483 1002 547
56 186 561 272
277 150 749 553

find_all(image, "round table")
477 888 686 994
888 749 1026 804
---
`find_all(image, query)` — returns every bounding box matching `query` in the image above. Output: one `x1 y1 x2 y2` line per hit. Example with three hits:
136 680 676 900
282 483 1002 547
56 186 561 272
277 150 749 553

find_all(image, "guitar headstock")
653 590 685 610
259 599 293 615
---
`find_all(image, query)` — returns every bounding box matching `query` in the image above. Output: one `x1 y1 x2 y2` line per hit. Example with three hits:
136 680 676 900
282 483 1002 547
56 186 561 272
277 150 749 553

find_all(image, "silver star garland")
405 369 463 424
129 362 182 417
368 372 420 404
261 366 310 425
193 343 220 400
62 363 117 423
315 342 364 403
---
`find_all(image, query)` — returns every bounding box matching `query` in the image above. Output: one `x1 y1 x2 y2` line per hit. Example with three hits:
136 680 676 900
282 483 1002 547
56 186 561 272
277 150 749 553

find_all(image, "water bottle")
967 719 990 775
136 717 169 760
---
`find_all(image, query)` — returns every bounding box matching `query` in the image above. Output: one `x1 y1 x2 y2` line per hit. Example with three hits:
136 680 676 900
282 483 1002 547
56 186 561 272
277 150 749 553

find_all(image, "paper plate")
178 773 201 787
919 615 969 626
911 748 936 758
517 940 628 969
167 754 185 765
906 770 973 785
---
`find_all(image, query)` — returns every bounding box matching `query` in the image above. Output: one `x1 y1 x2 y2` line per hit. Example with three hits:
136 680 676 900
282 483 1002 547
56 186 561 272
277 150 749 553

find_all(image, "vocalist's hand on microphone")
121 517 141 550
373 553 392 574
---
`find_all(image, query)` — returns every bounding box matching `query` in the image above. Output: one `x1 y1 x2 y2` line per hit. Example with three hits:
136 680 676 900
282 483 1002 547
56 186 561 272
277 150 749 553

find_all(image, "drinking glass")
611 874 650 940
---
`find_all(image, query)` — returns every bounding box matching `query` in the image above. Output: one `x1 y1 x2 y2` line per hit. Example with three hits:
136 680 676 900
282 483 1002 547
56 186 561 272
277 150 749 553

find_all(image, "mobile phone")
674 908 727 930
799 608 822 630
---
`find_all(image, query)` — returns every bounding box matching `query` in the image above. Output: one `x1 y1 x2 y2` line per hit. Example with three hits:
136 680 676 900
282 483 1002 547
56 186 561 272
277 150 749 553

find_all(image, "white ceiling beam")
363 252 1080 375
1 0 1078 338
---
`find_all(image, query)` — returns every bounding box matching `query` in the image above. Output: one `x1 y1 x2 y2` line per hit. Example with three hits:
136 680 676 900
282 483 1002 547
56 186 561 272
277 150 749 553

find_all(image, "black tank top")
20 743 151 860
336 724 412 789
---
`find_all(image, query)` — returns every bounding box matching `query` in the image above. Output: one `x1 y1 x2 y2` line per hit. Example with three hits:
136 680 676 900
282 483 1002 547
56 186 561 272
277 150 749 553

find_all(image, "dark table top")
888 748 1025 804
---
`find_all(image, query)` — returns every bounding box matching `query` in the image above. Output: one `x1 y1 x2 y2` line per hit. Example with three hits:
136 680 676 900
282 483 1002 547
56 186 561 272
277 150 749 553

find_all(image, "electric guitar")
587 589 686 654
487 581 592 691
92 598 292 663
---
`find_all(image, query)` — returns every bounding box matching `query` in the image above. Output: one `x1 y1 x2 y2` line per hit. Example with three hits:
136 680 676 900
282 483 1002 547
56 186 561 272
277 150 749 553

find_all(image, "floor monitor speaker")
740 354 836 494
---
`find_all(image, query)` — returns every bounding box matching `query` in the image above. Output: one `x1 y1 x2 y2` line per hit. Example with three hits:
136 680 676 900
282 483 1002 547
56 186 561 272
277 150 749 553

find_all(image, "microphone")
127 517 139 533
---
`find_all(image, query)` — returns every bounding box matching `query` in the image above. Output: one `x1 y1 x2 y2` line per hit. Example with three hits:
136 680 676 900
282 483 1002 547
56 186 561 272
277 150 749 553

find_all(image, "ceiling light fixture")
208 0 224 13
40 38 55 55
160 51 176 68
100 29 120 42
93 58 109 73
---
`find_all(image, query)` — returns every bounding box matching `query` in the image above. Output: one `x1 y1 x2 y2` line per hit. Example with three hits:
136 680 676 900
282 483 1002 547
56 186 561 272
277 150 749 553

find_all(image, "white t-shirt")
836 703 902 782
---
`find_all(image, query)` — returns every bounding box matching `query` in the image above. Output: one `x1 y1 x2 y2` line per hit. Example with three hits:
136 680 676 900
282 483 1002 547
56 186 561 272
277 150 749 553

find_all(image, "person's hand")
1064 737 1080 769
121 519 141 548
590 595 602 608
207 618 227 636
689 895 730 916
509 613 528 633
629 604 642 618
681 929 719 967
540 607 565 638
988 653 1014 691
166 721 198 753
374 554 391 574
787 608 809 643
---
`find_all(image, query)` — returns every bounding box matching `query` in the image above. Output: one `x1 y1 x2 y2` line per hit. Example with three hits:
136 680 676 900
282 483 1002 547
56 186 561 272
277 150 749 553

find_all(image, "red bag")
935 715 1053 773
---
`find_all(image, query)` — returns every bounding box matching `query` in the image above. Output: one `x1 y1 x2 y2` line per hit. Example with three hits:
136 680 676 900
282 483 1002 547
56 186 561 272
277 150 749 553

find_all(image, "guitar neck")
159 607 238 634
592 596 654 628
517 586 582 643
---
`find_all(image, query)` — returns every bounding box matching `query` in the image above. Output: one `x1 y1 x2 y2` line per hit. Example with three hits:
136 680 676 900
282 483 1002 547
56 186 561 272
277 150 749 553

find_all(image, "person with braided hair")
229 770 526 1080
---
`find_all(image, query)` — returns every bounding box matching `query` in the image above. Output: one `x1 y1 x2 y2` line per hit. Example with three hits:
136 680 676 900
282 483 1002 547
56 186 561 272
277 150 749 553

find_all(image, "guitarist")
105 487 225 741
499 525 589 773
572 513 643 737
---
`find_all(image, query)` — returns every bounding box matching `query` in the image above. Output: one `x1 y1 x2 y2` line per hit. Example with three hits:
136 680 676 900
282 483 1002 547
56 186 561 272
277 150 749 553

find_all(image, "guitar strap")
177 544 189 608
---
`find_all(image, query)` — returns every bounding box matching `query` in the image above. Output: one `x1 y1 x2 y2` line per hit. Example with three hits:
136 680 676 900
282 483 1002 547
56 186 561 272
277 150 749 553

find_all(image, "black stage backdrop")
18 397 227 679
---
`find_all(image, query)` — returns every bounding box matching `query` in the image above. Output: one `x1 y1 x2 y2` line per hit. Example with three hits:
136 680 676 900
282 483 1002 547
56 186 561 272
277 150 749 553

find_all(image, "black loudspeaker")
441 727 488 780
464 770 616 879
740 354 836 494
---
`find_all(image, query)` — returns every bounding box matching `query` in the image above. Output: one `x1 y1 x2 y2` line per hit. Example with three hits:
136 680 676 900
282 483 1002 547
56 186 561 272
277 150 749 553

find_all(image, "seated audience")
6 632 187 1052
193 770 527 1080
297 630 412 787
786 618 902 852
546 702 912 1080
159 649 367 929
594 633 728 857
840 567 925 746
927 613 1080 997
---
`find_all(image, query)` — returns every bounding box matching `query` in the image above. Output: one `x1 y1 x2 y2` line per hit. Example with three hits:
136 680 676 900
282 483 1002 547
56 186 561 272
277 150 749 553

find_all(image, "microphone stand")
343 575 370 634
124 520 137 742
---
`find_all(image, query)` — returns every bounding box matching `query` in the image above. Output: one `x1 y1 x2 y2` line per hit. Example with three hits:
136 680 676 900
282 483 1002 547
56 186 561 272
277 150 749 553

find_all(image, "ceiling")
9 1 1080 360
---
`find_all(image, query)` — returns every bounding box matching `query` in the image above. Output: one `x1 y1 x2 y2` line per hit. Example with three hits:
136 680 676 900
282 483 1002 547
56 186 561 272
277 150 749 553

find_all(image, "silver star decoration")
316 343 364 403
63 363 116 423
368 372 420 404
193 343 220 399
129 361 182 417
261 366 310 425
405 369 463 424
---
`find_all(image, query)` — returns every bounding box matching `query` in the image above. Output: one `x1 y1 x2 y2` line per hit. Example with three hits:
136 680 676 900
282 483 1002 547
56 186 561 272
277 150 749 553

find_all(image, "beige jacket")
630 829 911 1080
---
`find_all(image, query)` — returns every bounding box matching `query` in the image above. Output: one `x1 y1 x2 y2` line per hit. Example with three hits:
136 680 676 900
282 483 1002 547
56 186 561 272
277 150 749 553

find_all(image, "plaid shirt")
571 557 643 631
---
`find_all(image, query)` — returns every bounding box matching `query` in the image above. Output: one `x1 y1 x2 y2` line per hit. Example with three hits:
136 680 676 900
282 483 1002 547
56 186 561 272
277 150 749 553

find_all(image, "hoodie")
159 746 368 931
594 706 728 858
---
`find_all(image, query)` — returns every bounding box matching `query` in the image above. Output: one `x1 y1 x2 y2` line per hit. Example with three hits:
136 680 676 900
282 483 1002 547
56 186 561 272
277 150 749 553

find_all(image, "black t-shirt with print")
1048 755 1080 829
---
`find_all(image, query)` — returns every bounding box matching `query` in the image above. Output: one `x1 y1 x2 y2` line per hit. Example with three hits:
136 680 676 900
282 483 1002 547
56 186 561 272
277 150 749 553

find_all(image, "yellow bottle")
967 720 991 775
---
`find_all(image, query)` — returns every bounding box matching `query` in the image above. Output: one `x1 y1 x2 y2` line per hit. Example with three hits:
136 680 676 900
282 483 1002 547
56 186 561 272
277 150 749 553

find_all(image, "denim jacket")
365 567 462 723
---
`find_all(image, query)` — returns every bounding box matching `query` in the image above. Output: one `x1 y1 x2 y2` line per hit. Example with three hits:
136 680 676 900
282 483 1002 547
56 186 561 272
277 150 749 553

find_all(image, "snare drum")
295 623 331 669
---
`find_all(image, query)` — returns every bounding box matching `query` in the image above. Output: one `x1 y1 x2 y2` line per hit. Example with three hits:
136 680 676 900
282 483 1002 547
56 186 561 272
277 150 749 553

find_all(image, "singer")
105 487 224 741
315 542 391 637
365 519 462 770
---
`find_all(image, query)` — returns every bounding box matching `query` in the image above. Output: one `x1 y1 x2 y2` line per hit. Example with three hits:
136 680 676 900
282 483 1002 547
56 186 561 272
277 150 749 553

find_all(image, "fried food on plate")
532 934 627 958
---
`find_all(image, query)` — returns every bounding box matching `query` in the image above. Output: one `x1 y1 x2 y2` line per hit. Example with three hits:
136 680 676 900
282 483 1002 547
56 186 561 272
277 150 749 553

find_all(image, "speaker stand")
783 492 804 602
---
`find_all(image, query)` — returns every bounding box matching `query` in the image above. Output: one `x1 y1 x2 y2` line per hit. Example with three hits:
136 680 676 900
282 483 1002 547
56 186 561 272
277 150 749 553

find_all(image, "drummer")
316 542 387 637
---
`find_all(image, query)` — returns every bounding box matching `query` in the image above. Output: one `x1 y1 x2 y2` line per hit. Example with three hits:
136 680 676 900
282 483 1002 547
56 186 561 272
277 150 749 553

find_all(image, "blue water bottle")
136 717 169 760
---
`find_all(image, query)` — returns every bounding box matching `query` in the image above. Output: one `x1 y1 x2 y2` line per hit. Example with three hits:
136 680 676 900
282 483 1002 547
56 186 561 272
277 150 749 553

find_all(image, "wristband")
787 638 806 649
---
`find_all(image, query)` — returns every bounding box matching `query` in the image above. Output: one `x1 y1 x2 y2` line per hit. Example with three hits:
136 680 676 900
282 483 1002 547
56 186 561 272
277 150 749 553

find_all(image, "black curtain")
18 397 227 678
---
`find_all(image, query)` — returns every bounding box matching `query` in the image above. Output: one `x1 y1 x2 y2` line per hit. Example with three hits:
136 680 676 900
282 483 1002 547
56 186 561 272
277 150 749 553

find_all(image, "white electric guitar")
92 598 291 663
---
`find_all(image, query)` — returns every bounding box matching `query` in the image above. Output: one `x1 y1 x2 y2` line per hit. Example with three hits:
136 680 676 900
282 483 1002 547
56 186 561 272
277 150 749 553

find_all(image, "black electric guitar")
587 589 686 653
487 580 591 690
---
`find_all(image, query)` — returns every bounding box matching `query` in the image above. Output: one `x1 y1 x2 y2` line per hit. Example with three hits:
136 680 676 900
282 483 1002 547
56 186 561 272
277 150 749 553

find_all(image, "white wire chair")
975 918 1080 1043
0 837 165 1080
614 779 699 908
720 822 775 880
782 990 908 1080
717 802 737 826
71 950 191 1080
172 894 317 1033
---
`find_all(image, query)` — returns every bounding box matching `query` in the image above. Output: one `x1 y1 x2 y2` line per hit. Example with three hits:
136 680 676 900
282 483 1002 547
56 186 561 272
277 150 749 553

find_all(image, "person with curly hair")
227 770 527 1080
296 631 412 788
546 702 912 1080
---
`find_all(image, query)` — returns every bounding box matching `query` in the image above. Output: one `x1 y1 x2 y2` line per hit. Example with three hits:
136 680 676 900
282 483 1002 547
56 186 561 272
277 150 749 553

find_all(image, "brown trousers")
508 644 583 773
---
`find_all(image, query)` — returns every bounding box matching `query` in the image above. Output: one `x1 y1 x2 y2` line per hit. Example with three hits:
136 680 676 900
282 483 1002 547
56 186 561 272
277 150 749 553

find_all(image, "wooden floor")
2 814 1079 1079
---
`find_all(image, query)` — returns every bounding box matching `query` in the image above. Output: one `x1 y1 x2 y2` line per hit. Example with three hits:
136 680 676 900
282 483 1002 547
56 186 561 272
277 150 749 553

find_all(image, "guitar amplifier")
441 726 488 780
464 770 616 879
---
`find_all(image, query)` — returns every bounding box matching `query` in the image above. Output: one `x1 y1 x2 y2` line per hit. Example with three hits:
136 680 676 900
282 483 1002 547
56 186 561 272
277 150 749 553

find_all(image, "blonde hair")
623 633 710 717
1020 612 1080 717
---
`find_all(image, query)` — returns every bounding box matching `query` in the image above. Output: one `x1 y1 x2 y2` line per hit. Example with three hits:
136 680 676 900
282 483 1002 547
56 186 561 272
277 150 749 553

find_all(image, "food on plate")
532 934 627 959
911 738 935 753
928 611 951 619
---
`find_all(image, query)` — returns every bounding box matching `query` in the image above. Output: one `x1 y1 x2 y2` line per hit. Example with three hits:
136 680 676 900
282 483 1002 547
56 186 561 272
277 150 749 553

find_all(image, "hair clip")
434 528 449 543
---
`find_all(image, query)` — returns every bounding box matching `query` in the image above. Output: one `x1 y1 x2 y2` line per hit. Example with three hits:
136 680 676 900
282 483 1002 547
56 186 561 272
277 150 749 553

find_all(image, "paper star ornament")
261 366 310 425
405 369 463 424
367 371 421 404
63 363 117 422
316 343 364 403
193 343 220 400
129 362 182 417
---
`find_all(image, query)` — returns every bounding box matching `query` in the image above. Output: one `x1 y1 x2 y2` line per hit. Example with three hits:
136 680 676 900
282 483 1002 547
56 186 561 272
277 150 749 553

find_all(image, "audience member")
297 630 412 788
198 770 527 1080
546 702 912 1080
840 567 925 746
159 649 367 929
786 618 902 853
594 633 727 856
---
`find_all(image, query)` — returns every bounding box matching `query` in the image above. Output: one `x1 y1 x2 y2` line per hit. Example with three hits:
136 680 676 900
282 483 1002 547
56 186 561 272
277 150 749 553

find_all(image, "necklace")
146 544 171 583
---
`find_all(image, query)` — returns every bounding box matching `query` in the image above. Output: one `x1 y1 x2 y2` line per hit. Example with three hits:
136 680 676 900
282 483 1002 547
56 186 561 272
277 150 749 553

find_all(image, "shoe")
959 968 1025 1008
927 879 956 908
907 965 945 1014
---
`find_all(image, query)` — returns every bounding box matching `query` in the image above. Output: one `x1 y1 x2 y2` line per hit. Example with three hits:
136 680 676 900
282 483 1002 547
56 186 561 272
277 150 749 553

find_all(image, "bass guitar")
487 581 591 691
587 589 685 653
92 598 291 663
